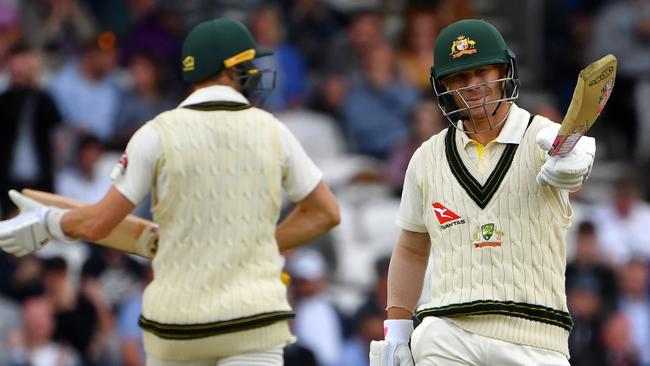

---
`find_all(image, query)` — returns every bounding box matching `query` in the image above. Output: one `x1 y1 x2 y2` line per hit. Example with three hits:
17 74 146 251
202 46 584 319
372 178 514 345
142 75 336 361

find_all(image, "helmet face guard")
431 56 520 133
230 60 276 105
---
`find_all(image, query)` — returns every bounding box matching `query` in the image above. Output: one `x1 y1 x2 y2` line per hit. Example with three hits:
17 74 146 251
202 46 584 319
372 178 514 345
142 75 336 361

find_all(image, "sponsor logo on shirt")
432 202 465 229
119 153 128 169
110 153 128 180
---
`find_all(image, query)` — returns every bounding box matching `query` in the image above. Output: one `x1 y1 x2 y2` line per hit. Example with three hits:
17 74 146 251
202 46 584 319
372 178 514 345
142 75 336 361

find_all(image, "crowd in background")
0 0 649 365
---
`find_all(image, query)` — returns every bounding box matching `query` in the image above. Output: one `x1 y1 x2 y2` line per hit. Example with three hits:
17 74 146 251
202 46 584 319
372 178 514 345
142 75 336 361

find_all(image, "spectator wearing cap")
289 249 343 366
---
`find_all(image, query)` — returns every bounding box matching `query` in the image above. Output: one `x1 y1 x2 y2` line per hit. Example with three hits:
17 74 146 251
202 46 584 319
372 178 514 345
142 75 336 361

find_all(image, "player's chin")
466 106 490 119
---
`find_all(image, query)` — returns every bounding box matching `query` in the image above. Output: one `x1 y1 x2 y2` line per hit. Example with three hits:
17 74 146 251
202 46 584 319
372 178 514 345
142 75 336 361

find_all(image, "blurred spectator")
1 256 44 303
338 305 384 366
0 294 21 365
591 173 650 266
567 272 608 366
326 9 386 77
591 0 650 160
117 264 152 366
307 72 348 123
385 99 444 192
396 8 439 91
0 45 61 218
342 44 419 159
20 0 97 69
543 0 602 110
599 312 641 366
356 256 390 317
8 296 81 366
283 343 319 366
0 2 21 90
618 259 650 366
249 5 308 110
82 249 144 310
42 256 113 365
112 51 176 148
285 0 345 72
429 0 475 28
119 0 182 69
48 34 120 142
566 221 619 313
55 134 112 203
289 249 343 366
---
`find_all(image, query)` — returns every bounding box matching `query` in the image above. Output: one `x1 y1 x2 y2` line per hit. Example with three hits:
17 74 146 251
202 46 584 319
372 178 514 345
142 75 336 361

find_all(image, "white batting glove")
535 125 596 191
369 319 414 366
0 190 71 257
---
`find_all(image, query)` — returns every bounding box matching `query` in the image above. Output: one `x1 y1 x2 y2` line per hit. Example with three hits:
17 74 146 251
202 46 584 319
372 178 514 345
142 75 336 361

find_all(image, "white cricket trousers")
146 346 283 366
411 317 570 366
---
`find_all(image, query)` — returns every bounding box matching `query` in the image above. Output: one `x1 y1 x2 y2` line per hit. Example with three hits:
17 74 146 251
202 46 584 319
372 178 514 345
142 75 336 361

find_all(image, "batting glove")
0 190 71 257
369 319 414 366
535 125 596 191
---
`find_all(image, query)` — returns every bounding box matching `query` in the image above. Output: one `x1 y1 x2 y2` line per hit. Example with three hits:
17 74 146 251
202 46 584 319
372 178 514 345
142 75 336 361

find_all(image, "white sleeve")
111 123 160 206
395 148 428 233
278 122 323 202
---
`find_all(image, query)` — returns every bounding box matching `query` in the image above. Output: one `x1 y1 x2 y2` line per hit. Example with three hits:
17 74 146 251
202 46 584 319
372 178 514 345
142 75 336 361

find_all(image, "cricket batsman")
0 18 340 365
370 19 596 365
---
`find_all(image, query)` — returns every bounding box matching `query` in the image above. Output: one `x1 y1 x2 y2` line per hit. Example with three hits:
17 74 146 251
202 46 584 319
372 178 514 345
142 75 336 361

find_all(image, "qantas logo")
432 202 465 229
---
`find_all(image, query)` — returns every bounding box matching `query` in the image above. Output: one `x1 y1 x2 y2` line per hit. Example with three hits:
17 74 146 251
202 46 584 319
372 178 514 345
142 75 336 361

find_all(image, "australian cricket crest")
450 35 477 58
472 223 504 248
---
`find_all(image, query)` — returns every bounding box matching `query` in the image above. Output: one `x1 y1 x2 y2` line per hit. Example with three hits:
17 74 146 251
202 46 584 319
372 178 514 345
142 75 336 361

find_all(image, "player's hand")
0 190 72 256
535 125 596 191
0 190 53 256
369 320 414 366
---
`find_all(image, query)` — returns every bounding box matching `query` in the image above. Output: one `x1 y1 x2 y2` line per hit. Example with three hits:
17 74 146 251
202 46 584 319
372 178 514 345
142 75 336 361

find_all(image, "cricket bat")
548 54 617 157
21 189 158 259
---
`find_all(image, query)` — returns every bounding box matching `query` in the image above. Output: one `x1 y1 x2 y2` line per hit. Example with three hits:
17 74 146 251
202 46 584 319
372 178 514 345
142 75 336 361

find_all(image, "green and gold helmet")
181 18 275 92
430 19 519 132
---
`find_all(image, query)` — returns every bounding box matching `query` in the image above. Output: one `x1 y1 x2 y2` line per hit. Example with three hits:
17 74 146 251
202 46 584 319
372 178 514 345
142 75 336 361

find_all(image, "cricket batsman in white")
370 19 595 365
0 18 340 365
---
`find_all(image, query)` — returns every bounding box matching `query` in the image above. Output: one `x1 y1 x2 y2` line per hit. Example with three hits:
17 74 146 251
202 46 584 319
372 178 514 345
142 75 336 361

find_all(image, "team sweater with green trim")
140 102 294 360
417 112 573 356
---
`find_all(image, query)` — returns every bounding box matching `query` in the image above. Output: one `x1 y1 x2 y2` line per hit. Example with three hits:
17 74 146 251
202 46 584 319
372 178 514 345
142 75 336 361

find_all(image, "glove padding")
0 190 71 257
369 319 414 366
369 340 414 366
536 125 596 191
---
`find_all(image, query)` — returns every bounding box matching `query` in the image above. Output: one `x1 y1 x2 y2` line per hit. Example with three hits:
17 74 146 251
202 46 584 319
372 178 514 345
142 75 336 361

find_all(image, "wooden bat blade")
21 189 158 258
548 54 617 157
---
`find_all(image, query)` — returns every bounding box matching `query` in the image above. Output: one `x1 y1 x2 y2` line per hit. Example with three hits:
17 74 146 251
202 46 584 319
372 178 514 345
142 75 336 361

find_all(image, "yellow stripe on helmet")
224 49 256 68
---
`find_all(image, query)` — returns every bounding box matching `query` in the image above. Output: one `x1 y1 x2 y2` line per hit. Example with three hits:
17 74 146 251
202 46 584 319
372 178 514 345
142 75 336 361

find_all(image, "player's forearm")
276 205 339 252
61 187 136 243
387 230 431 319
61 205 111 241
